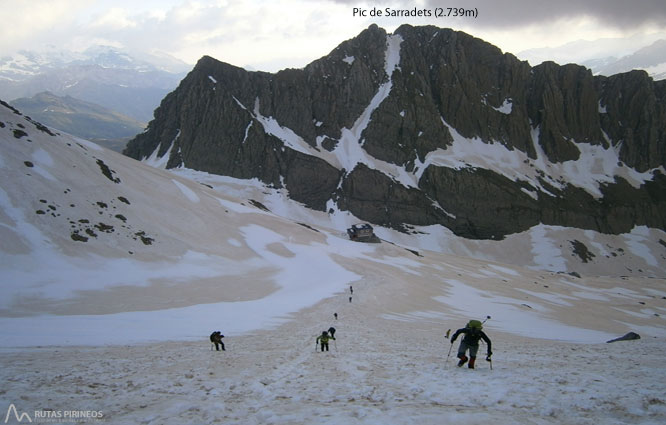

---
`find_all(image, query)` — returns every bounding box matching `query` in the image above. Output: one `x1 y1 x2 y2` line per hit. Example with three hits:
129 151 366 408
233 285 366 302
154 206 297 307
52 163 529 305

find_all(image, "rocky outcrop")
606 332 641 343
597 71 666 171
124 24 666 240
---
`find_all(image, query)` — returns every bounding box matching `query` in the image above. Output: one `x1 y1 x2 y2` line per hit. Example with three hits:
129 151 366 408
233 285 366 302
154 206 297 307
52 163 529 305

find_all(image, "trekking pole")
481 316 492 370
444 342 454 369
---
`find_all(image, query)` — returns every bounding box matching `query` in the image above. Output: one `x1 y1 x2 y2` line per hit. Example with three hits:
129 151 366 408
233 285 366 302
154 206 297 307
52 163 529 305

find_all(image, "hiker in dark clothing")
328 327 336 338
316 331 335 352
210 331 225 351
450 320 492 369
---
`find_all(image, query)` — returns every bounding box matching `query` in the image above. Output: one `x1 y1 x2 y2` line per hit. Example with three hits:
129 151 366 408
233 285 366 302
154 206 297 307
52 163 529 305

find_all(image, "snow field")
1 292 664 425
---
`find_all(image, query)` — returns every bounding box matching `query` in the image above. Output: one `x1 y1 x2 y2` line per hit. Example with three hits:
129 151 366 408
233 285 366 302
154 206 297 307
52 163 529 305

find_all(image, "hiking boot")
457 355 468 367
468 357 476 369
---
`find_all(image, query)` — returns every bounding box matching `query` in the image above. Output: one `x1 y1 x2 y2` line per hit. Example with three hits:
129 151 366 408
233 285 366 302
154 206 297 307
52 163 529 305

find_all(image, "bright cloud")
1 0 665 72
89 7 138 29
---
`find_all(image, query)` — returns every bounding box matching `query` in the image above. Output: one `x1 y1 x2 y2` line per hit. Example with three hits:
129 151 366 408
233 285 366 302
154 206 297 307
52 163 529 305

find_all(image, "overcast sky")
2 0 666 72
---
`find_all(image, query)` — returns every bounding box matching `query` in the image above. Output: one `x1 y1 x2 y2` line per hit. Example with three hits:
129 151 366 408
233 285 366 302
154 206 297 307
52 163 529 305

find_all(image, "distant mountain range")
10 91 145 152
0 45 189 123
518 35 666 81
590 39 666 80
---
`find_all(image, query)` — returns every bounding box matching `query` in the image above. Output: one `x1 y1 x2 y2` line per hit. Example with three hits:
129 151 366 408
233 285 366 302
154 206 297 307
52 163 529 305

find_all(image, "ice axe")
482 315 491 324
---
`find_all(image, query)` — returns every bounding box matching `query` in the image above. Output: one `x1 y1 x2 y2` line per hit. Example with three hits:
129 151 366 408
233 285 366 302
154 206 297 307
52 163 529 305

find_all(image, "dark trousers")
457 341 478 358
214 342 225 351
320 342 329 351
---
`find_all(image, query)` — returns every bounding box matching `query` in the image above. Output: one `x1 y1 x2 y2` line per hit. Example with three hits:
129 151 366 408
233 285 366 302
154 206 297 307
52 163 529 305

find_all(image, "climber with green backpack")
316 330 336 352
450 319 492 369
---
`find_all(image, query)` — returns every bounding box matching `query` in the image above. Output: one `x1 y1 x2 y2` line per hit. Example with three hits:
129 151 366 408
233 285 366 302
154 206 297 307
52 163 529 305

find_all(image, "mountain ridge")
0 45 188 123
10 91 145 142
518 35 666 81
124 24 666 240
594 39 666 80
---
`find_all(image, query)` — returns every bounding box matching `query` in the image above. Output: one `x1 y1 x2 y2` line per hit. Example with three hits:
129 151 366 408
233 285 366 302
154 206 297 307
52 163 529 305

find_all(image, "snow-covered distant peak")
0 48 83 79
0 45 189 81
81 45 136 68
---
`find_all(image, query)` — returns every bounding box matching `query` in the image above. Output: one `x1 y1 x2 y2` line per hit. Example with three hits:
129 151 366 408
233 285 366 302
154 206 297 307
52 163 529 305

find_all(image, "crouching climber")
210 331 225 351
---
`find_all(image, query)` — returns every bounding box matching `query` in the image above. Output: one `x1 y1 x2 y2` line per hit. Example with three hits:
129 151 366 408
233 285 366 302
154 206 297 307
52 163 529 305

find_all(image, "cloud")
329 0 666 30
467 0 666 29
0 0 87 52
3 0 665 74
127 0 360 69
89 7 138 30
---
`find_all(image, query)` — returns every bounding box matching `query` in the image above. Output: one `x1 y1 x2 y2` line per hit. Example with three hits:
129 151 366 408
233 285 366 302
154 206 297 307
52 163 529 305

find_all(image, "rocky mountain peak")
124 25 666 240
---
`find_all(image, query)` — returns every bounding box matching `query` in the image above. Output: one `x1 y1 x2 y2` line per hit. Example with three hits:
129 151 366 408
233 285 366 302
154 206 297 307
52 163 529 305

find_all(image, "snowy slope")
1 100 666 425
166 168 666 278
0 101 368 344
2 99 665 345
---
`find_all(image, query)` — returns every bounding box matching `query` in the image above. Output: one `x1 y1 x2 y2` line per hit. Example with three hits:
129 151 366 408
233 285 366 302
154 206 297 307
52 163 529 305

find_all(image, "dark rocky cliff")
124 24 666 239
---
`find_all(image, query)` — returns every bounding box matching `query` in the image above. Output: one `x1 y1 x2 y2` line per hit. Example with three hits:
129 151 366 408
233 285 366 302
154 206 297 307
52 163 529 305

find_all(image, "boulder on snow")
606 332 641 343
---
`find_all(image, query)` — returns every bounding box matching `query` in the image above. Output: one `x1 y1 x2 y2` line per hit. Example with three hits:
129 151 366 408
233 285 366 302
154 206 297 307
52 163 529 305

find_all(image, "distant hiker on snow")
210 331 225 351
316 331 335 352
450 320 492 369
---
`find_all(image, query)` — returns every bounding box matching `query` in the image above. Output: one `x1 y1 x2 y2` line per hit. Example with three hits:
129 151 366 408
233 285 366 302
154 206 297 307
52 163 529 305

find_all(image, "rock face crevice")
124 24 666 240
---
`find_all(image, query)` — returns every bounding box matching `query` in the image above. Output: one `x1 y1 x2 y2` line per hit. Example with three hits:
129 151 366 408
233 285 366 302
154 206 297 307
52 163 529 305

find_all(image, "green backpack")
467 320 483 330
